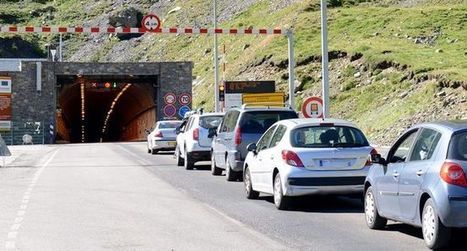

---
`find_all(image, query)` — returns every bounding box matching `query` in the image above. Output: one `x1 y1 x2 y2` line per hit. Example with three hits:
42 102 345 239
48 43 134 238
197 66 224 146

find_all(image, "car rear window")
239 110 297 134
159 121 182 129
291 126 369 148
199 116 223 129
448 131 467 161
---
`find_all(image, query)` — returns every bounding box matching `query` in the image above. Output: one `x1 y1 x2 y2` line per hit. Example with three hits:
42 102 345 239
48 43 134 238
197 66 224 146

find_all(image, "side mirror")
371 154 387 165
145 129 151 135
247 143 257 154
208 127 217 138
175 127 181 134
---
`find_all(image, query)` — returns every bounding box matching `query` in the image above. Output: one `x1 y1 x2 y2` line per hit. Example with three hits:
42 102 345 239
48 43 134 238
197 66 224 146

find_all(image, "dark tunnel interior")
56 75 157 143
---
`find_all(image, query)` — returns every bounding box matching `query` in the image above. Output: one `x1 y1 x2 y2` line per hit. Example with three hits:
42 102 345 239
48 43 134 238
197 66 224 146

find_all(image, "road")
1 143 466 250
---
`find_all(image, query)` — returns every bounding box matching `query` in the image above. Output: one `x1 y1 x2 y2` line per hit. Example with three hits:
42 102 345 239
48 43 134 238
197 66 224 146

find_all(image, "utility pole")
320 0 330 118
287 31 295 110
213 0 220 112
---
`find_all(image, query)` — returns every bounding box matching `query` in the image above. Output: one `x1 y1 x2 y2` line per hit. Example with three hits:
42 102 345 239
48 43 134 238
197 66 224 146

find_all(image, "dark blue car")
364 120 467 249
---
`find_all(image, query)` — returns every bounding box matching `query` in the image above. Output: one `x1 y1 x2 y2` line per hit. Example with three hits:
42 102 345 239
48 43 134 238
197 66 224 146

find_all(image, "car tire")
147 147 151 154
211 153 222 176
151 149 158 155
175 146 183 166
244 167 259 199
422 198 451 249
273 173 289 210
184 150 194 170
225 160 237 181
364 186 387 229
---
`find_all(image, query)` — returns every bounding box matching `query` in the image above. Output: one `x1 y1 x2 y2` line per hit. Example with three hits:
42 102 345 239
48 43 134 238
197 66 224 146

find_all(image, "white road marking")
4 149 59 250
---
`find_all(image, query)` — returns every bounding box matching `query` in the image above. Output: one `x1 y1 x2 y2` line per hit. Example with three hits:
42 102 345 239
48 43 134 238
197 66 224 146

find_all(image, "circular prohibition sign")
301 96 324 118
141 14 161 32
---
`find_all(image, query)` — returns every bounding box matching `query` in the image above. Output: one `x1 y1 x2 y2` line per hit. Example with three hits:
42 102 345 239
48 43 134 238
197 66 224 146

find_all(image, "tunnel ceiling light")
99 83 132 142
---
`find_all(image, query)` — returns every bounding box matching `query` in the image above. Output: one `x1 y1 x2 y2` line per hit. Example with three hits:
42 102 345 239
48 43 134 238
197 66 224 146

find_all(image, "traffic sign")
163 104 177 118
179 93 192 105
178 105 191 117
164 93 176 105
141 14 161 32
302 96 323 118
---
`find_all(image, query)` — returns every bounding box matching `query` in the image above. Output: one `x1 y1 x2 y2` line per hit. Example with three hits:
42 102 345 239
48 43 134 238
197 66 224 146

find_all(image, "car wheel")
151 149 158 155
244 167 259 199
147 147 151 154
364 186 387 229
422 198 451 249
273 173 289 210
211 153 222 176
225 160 237 181
175 146 183 166
184 149 194 170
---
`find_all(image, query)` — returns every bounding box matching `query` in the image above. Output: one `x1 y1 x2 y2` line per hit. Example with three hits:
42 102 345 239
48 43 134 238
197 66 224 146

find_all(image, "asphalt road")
1 142 466 250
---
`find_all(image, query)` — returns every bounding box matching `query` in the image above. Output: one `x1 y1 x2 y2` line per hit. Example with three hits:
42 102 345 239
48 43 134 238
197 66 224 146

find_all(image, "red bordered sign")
141 14 161 32
164 93 176 105
301 96 323 118
179 93 192 105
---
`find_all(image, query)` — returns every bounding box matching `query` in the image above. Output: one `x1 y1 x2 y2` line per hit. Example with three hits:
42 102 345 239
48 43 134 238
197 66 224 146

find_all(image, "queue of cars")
146 105 467 250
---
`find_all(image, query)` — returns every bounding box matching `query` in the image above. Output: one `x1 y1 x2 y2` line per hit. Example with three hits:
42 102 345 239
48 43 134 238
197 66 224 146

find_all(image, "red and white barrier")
0 26 288 35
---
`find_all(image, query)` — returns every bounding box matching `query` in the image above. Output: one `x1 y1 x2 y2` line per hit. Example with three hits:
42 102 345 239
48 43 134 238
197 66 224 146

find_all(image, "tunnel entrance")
56 75 158 143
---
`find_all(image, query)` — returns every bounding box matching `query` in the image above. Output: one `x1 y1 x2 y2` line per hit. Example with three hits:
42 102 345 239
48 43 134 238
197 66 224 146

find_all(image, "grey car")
210 105 298 181
364 120 467 249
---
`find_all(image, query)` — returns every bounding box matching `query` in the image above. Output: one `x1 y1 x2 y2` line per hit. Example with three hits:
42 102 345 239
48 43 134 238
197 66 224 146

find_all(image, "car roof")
158 120 182 123
417 120 467 133
199 112 224 117
279 118 359 128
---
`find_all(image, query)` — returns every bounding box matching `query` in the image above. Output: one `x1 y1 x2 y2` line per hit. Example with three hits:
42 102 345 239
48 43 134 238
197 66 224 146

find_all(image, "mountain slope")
0 0 465 144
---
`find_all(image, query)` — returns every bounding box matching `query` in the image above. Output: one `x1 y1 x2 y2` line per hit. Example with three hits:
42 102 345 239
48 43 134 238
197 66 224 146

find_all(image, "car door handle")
215 138 221 142
416 170 424 176
393 171 400 178
270 156 274 160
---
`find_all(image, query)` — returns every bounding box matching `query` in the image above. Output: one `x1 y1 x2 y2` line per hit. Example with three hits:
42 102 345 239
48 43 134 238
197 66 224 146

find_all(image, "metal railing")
0 121 51 145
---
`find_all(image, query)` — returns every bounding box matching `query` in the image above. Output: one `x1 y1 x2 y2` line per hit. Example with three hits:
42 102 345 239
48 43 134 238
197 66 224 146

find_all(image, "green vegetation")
0 0 465 143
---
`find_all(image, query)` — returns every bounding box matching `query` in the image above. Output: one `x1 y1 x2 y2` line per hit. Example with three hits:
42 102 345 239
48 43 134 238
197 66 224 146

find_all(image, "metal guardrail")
0 121 49 145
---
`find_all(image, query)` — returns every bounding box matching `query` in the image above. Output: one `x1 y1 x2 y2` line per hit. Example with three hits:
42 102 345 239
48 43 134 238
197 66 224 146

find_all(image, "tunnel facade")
0 61 192 144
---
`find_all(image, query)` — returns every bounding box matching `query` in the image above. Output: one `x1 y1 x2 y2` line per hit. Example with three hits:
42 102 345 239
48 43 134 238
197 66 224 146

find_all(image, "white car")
147 120 182 154
175 112 224 170
243 118 376 210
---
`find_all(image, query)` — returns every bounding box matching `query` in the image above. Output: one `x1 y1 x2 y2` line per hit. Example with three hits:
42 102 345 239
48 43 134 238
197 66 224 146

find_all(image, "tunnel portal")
57 75 157 143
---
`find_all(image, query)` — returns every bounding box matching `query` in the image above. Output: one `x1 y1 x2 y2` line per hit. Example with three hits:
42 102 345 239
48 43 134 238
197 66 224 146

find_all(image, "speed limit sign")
179 93 192 105
141 14 161 32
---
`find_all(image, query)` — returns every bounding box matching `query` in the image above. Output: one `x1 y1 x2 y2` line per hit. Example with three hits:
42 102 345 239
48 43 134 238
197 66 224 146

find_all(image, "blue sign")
179 105 191 117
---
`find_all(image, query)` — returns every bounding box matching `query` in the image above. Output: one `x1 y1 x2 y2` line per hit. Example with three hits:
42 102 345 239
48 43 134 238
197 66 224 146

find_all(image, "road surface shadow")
380 223 467 250
152 151 175 155
258 195 363 213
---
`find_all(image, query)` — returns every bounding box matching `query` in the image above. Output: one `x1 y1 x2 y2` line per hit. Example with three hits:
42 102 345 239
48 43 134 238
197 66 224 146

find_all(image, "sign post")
301 96 324 118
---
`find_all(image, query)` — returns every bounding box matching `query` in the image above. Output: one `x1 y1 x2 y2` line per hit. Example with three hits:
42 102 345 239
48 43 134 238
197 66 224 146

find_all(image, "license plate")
168 141 176 147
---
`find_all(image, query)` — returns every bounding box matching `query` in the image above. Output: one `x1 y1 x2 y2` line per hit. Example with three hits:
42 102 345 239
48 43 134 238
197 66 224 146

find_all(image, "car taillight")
154 131 163 137
282 150 304 168
193 128 199 140
365 148 378 166
440 161 467 187
234 127 241 145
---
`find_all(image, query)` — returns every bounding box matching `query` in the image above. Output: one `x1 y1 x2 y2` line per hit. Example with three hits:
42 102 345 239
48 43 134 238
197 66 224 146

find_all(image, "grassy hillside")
0 0 466 144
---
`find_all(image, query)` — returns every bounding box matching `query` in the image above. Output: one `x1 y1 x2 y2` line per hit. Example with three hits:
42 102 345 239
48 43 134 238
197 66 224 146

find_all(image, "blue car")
364 120 467 249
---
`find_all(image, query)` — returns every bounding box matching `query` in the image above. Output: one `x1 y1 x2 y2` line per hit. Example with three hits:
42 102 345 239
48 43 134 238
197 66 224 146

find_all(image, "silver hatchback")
364 120 467 249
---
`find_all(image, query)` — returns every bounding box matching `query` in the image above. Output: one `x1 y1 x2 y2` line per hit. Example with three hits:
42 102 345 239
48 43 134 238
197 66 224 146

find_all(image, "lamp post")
320 0 330 118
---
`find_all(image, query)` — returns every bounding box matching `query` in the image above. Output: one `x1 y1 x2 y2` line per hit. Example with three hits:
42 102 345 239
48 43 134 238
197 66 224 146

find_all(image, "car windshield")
448 131 467 161
199 116 223 129
158 121 182 129
291 126 369 148
239 110 297 134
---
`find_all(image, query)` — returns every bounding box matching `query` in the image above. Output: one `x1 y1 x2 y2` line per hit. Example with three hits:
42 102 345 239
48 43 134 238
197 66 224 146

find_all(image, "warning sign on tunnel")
163 104 177 118
179 93 191 106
